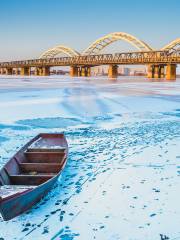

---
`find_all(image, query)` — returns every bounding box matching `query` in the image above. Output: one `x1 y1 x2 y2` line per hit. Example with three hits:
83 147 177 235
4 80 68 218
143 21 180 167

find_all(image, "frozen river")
0 75 180 240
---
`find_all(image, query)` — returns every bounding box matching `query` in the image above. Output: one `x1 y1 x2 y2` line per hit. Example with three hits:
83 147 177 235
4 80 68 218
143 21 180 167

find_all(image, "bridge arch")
161 38 180 51
40 45 80 58
82 32 153 55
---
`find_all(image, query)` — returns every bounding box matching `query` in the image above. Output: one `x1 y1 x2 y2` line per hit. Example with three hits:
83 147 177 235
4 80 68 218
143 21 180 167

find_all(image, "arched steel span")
40 45 80 58
82 32 153 55
161 38 180 51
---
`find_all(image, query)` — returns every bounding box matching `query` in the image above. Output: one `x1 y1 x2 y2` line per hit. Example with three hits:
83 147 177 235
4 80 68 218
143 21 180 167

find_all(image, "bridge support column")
21 67 30 76
3 68 8 75
76 66 91 77
34 67 41 76
0 68 5 74
41 66 50 76
77 67 81 77
147 64 153 78
1 68 8 74
6 68 13 75
14 68 20 75
1 68 6 75
166 64 176 80
148 65 165 79
108 65 118 78
70 66 78 77
87 67 91 77
154 65 160 78
1 68 4 74
159 65 165 78
81 67 86 77
81 66 91 77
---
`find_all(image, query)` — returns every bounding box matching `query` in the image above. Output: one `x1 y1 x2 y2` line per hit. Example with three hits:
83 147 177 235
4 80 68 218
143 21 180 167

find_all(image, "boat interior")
0 134 67 201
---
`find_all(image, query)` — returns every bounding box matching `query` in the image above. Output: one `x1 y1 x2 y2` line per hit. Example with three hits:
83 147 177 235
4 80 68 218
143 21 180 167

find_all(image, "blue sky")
0 0 179 60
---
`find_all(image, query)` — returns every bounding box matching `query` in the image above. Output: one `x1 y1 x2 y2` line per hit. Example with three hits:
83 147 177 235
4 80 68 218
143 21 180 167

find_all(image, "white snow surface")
0 76 179 240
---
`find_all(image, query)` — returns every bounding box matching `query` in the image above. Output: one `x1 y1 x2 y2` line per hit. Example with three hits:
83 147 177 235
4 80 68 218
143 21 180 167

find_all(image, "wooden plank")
25 152 65 163
19 163 62 173
27 148 65 153
10 174 55 185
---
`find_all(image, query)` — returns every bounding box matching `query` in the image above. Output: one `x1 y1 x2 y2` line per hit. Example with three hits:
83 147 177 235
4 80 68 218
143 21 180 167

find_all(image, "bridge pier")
21 67 30 76
70 66 78 77
14 68 20 75
34 67 50 76
41 66 50 76
3 68 7 75
75 66 91 77
7 68 13 75
159 66 165 78
2 68 7 75
147 64 153 78
81 67 86 77
81 66 91 77
147 64 165 79
108 65 118 78
34 67 41 76
154 65 159 78
166 64 176 80
0 68 4 75
77 67 81 77
0 68 6 75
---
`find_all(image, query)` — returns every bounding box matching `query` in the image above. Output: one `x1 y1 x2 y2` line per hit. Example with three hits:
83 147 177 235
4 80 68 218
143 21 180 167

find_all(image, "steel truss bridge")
0 32 180 80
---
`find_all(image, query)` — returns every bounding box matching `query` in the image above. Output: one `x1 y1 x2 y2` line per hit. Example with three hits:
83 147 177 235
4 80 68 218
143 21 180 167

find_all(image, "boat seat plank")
19 163 62 173
0 185 35 200
10 174 56 185
24 152 65 163
25 152 65 155
27 147 66 153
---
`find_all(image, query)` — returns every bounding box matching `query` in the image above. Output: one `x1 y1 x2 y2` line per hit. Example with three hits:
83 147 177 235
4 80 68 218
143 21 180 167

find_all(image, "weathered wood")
0 133 68 220
25 151 65 163
27 148 65 152
10 174 55 185
19 163 62 173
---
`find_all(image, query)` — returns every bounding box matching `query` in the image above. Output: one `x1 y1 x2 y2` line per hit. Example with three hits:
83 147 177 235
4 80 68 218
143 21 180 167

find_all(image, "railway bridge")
0 32 179 80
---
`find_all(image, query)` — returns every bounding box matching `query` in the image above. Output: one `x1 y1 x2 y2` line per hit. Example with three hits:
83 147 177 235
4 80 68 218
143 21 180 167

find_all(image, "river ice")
0 76 179 240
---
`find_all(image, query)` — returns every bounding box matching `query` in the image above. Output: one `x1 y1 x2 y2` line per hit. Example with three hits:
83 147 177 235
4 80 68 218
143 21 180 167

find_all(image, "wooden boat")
0 133 68 221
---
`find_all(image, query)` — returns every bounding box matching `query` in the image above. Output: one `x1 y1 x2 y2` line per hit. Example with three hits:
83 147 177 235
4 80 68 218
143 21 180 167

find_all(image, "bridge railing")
0 50 179 68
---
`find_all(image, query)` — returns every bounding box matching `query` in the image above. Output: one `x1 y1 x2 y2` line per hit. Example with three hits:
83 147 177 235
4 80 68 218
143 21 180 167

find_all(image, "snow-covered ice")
0 76 179 240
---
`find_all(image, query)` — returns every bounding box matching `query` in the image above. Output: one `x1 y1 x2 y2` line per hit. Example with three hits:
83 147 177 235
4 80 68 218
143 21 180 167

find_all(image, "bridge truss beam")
0 50 179 80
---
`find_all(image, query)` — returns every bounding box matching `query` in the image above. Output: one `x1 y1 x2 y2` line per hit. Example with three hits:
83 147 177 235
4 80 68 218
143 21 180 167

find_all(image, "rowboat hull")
0 133 68 221
0 174 59 220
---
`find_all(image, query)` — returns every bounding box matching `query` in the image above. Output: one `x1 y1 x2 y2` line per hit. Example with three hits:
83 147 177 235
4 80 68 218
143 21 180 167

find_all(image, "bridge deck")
0 50 179 68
